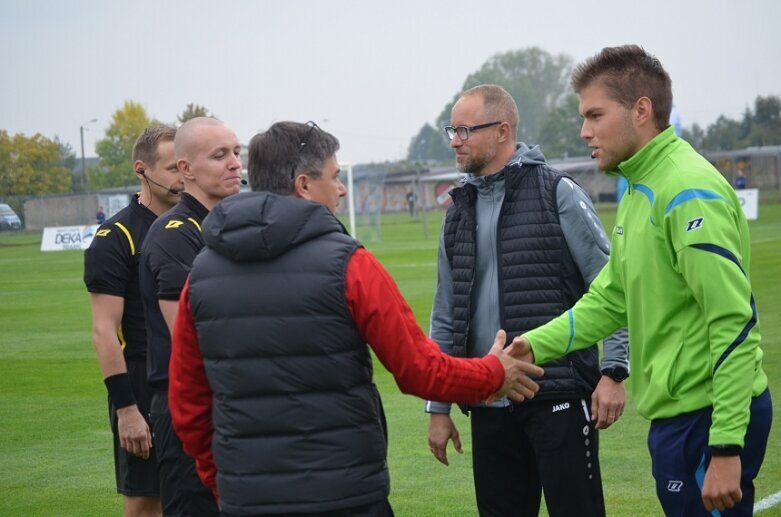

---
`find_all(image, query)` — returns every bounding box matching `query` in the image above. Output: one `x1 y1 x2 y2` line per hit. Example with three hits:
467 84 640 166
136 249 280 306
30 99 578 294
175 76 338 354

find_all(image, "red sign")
435 182 454 208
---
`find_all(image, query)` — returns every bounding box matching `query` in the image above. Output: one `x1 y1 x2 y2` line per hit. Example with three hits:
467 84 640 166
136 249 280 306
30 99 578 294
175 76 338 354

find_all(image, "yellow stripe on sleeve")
113 222 135 256
187 217 202 233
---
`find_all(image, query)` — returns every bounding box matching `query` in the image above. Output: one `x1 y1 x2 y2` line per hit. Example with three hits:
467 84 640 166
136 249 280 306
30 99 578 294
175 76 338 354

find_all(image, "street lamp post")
80 118 97 192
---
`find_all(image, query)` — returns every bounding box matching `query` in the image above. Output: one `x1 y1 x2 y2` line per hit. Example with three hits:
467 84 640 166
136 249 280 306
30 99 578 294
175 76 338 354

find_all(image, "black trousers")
150 390 219 517
470 398 605 517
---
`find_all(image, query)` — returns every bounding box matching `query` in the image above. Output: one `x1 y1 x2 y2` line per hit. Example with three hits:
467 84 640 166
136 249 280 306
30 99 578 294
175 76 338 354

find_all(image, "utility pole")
80 118 97 192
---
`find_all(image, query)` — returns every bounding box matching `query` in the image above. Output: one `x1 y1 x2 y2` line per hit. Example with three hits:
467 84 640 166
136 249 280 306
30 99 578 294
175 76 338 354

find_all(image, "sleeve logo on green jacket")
686 217 704 232
616 227 623 235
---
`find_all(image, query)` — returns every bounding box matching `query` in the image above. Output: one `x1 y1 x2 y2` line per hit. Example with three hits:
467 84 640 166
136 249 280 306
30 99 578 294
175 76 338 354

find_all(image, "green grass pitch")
0 197 779 516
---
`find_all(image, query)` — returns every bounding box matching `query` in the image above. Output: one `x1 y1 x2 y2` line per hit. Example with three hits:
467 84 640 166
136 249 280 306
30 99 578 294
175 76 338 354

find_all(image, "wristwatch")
601 366 629 383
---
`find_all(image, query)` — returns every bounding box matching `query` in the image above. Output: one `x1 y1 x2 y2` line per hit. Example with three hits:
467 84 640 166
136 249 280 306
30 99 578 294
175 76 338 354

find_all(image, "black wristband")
104 373 136 409
710 444 742 457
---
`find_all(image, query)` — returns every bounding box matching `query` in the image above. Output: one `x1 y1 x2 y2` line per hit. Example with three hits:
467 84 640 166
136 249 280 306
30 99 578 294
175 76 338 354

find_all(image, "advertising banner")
41 224 100 251
736 188 758 221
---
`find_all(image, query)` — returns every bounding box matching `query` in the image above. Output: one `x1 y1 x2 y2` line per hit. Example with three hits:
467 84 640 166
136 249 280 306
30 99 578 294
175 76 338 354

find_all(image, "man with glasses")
425 84 629 516
139 117 243 516
167 121 545 516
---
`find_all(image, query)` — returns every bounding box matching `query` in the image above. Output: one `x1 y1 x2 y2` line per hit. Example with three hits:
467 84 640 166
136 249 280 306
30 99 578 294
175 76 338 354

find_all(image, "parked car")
0 203 22 231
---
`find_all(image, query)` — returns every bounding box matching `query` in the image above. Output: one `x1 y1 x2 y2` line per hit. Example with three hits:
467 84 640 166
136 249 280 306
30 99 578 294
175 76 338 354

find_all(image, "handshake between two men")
484 330 540 405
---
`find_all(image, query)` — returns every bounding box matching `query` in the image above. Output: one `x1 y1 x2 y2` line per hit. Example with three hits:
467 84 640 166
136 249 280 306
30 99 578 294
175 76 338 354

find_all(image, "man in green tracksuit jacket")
511 45 771 516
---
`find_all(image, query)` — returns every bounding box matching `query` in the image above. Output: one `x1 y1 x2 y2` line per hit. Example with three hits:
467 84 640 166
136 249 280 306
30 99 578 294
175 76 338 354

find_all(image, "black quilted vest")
188 215 389 515
444 163 600 400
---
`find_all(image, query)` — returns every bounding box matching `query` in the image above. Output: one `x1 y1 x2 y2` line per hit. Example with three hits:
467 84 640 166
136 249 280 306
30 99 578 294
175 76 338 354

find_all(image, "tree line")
407 47 781 163
680 95 781 151
0 131 74 197
0 103 212 199
2 47 780 200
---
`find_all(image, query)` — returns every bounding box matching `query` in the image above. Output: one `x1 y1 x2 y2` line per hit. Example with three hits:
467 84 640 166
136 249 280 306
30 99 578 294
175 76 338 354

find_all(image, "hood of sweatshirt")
201 192 345 262
463 142 547 188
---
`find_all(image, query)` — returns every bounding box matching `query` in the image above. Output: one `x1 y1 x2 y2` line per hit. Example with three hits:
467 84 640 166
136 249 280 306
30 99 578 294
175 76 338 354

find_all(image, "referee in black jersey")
139 117 243 516
84 125 181 516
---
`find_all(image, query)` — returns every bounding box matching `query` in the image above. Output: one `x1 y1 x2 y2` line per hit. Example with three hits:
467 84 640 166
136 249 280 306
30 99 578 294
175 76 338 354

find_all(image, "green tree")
702 115 746 151
538 94 585 158
681 123 706 151
90 100 154 190
409 47 574 162
177 103 214 124
745 95 781 146
56 138 77 172
691 94 781 151
406 123 451 162
0 130 72 196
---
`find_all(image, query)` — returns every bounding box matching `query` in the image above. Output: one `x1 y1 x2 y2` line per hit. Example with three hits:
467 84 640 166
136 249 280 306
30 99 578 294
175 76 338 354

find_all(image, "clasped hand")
485 330 543 404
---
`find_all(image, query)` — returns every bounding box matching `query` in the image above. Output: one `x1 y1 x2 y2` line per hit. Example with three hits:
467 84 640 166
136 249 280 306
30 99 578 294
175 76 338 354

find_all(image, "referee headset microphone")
138 168 184 195
137 168 247 197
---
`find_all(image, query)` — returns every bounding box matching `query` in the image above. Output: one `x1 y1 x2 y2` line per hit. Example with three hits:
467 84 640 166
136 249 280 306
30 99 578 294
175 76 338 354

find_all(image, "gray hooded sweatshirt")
426 144 629 413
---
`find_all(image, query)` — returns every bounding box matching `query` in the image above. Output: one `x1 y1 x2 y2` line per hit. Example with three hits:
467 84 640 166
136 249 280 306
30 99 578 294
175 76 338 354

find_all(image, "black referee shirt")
139 192 209 387
84 194 157 362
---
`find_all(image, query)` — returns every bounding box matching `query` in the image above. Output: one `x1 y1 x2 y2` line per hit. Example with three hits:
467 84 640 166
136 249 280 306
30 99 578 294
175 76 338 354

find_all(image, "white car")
0 203 22 231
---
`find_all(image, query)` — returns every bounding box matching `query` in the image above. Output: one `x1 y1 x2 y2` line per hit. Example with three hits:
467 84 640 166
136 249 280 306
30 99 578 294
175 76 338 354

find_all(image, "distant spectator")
96 206 106 225
734 170 747 190
407 189 418 217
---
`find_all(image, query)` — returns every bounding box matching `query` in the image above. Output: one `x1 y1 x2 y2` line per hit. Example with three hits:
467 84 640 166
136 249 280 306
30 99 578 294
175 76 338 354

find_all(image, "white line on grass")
755 490 781 513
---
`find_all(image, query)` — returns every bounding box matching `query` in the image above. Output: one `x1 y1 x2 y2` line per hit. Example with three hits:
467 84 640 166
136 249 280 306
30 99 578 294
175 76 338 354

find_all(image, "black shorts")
150 390 219 516
108 359 160 497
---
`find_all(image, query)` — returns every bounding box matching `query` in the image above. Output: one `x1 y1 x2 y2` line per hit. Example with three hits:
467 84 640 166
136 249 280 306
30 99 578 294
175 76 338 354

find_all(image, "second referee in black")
139 117 243 516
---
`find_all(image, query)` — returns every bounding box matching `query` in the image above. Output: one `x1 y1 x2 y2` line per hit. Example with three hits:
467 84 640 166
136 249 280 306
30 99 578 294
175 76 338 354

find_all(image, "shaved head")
173 117 242 210
175 117 226 160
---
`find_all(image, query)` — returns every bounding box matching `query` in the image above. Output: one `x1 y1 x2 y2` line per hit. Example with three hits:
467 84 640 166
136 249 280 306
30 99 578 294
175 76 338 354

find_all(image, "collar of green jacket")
613 125 679 183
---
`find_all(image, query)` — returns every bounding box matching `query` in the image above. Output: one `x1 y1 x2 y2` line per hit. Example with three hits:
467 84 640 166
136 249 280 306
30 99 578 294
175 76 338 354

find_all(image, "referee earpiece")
137 167 179 194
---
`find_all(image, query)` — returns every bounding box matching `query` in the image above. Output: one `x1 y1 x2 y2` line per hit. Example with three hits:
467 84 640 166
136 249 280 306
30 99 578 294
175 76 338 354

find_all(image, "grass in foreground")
0 196 779 516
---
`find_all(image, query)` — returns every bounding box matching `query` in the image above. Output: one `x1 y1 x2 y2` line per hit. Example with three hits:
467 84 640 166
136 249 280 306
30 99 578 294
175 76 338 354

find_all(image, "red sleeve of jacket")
345 248 504 403
169 278 218 500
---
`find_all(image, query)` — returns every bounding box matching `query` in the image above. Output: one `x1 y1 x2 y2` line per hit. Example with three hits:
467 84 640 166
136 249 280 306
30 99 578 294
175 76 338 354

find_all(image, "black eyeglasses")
444 121 501 141
292 121 320 179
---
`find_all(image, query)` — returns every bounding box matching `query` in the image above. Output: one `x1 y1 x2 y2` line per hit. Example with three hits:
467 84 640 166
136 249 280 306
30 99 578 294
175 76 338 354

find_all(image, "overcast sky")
1 0 779 165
